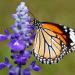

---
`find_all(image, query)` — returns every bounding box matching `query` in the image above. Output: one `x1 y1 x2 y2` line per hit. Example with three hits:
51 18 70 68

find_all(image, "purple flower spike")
8 40 25 51
0 2 41 75
0 34 7 41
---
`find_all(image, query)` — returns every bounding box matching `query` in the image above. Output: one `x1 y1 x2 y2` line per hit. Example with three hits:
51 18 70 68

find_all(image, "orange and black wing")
33 22 74 64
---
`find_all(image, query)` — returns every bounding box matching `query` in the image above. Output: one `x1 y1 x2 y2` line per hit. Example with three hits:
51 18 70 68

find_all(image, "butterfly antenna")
29 11 36 19
29 11 40 24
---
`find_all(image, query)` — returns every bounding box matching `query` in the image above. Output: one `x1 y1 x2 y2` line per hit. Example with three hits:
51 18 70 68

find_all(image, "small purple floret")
9 67 19 75
24 68 31 75
33 65 41 71
0 57 12 70
29 61 41 71
8 40 25 51
4 29 10 35
0 63 6 70
0 34 7 41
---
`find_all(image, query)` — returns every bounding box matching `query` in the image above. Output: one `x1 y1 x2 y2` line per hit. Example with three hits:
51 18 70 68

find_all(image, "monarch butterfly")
32 19 75 64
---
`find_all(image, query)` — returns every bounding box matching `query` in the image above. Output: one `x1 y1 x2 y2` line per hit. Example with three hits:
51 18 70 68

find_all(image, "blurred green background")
0 0 75 75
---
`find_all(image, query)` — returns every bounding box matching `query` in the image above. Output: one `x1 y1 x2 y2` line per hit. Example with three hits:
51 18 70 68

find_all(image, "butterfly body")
32 19 75 64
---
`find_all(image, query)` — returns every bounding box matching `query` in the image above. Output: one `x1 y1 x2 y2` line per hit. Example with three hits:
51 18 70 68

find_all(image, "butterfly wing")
60 25 75 52
33 22 75 64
